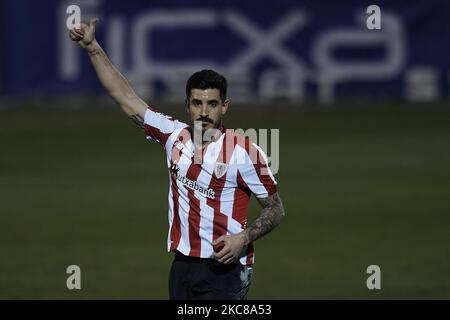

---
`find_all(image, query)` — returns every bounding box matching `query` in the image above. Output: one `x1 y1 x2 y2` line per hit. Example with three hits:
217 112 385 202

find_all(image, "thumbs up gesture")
69 17 99 49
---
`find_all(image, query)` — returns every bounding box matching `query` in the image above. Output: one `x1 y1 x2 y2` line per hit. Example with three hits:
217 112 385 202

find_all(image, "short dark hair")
186 69 227 101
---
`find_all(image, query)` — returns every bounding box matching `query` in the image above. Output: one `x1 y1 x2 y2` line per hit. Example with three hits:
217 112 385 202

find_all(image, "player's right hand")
69 17 99 49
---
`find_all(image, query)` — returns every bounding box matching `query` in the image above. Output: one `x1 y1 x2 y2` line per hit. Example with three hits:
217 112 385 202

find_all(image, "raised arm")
69 18 147 127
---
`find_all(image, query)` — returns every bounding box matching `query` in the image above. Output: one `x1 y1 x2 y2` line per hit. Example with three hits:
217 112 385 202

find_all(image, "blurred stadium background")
1 0 449 299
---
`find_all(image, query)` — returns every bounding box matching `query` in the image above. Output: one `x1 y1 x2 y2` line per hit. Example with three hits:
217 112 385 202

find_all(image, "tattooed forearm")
244 193 285 244
129 114 145 130
87 49 101 57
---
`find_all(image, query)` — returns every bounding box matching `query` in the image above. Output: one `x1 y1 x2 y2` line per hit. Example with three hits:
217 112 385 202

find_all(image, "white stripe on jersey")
196 143 217 259
235 144 270 199
167 176 175 252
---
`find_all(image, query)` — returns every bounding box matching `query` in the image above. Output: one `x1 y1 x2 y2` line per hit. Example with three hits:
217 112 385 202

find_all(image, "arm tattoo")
88 49 101 57
245 193 285 244
129 114 145 130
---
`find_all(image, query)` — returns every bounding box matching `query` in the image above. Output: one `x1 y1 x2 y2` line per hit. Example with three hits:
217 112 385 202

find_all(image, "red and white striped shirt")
143 107 277 266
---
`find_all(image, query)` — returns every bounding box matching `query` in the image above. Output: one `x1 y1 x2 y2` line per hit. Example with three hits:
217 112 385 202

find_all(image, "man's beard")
192 117 222 145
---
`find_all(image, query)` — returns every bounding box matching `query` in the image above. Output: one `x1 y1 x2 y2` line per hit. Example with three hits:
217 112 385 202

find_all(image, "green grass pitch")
1 103 449 299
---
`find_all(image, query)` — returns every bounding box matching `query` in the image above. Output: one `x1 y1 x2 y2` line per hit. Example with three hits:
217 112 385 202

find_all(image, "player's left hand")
212 232 247 264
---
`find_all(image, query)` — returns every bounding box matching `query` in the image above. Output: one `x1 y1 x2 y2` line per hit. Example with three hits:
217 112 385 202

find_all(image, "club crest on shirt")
214 162 228 179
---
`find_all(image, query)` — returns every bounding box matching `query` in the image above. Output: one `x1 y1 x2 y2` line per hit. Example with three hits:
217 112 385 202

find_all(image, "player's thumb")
88 17 99 31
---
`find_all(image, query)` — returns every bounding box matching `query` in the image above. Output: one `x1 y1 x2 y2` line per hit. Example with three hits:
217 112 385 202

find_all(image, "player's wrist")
242 230 251 246
85 40 100 54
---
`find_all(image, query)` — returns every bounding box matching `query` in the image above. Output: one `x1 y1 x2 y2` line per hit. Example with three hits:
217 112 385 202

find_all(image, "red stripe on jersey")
169 169 181 251
236 173 255 266
144 124 171 147
228 134 254 265
245 242 254 266
244 138 277 196
169 147 183 252
187 162 203 257
234 170 251 227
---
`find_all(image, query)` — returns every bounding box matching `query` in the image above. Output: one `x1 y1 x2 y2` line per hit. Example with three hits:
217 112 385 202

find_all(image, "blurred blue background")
1 0 450 104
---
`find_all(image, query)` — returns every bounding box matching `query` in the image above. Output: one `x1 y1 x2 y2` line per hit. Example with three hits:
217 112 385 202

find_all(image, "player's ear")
222 99 230 115
185 98 189 113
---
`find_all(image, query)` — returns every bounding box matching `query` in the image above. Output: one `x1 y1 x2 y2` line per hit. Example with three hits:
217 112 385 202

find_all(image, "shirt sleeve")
143 107 188 148
237 140 278 199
